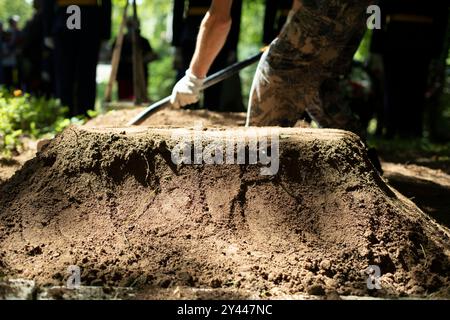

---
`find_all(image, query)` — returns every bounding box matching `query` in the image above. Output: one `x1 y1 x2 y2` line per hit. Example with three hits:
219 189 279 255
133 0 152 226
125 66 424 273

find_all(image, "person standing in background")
43 0 112 117
172 0 244 112
2 16 22 88
20 0 50 95
115 18 158 101
372 0 449 138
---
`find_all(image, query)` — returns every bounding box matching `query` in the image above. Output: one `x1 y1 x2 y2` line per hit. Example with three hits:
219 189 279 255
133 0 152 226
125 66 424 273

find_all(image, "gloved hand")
170 69 205 108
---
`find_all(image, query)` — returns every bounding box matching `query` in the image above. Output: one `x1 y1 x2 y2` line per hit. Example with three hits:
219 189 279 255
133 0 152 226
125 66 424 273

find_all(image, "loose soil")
1 115 449 299
85 107 247 128
383 163 450 228
0 141 36 188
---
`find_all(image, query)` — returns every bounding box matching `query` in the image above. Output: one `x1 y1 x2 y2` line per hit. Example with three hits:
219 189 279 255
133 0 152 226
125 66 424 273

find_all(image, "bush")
0 90 72 157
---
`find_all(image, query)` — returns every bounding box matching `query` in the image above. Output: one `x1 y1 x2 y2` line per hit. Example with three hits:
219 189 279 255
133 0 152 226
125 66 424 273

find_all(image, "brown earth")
0 142 36 188
1 119 449 299
85 107 247 128
383 163 450 229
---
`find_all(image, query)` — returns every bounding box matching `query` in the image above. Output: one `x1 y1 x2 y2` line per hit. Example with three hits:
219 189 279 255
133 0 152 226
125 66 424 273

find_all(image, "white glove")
44 37 55 49
170 69 205 108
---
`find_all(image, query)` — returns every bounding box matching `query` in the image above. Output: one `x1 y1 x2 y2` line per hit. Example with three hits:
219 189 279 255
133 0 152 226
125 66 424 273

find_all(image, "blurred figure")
2 16 22 88
263 0 293 45
372 1 449 138
43 0 112 117
263 0 315 124
172 0 244 112
115 18 158 101
20 0 51 95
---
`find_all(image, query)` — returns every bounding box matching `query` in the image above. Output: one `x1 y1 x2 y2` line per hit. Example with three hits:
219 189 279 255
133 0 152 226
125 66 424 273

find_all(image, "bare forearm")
189 3 233 78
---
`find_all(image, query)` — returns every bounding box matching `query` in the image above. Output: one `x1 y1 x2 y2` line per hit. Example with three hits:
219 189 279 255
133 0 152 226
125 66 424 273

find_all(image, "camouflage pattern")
247 0 374 137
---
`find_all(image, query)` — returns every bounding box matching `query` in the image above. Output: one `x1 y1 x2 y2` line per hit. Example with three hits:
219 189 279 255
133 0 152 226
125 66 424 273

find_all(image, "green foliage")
139 0 177 99
0 90 70 157
0 0 33 27
354 30 372 62
108 0 175 101
238 0 265 105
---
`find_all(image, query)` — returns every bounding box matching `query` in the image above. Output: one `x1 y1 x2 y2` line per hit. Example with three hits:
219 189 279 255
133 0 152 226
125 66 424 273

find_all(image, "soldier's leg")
307 78 364 138
246 46 308 127
311 27 368 139
247 0 371 131
54 31 77 116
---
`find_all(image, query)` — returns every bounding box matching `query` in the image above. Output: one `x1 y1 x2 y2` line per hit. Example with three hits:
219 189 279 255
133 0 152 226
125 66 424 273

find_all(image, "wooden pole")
104 0 129 103
131 0 148 105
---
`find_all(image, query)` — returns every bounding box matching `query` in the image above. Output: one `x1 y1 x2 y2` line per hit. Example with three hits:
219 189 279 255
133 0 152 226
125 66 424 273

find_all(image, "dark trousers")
2 66 16 88
54 19 100 117
208 49 245 112
383 53 430 138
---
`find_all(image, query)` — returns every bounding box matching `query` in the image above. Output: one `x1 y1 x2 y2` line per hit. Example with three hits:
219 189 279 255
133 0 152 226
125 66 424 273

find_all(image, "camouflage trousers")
246 0 373 137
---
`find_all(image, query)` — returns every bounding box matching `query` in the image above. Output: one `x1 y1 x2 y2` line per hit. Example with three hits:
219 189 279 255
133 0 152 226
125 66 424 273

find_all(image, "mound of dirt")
0 141 36 188
85 107 309 129
0 125 449 298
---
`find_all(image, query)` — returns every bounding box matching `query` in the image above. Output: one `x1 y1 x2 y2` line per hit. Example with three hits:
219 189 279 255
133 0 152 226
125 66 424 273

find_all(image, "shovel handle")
127 51 264 126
